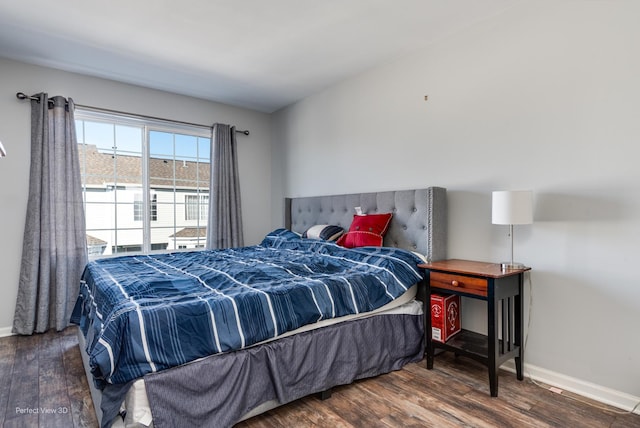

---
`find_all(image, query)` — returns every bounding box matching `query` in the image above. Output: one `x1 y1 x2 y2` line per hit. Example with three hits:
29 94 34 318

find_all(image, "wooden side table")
419 259 530 397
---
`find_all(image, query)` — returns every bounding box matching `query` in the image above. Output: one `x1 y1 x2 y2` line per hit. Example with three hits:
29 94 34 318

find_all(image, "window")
134 193 157 222
76 109 211 256
185 194 208 221
134 194 143 222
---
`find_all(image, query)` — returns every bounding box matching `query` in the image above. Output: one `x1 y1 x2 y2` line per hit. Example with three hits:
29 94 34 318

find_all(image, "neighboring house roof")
169 227 206 238
79 144 210 188
86 234 107 246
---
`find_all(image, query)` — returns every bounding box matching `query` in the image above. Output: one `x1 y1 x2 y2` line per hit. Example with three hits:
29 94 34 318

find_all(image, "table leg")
489 366 499 397
488 278 499 396
422 277 435 370
515 272 524 381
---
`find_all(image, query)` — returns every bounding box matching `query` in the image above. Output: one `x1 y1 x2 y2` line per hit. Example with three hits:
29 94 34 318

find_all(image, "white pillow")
302 225 344 241
412 251 428 263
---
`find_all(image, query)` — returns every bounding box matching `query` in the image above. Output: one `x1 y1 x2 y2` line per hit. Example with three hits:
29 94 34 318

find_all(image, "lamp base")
500 262 526 271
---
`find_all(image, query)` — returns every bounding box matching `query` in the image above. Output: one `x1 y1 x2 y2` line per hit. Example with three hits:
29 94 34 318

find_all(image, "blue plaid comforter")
71 229 424 388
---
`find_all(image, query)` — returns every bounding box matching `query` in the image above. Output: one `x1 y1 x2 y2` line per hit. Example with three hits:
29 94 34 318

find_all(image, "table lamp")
492 190 533 270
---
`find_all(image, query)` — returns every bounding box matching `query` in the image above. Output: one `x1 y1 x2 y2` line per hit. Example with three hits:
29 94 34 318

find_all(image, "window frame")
75 108 212 257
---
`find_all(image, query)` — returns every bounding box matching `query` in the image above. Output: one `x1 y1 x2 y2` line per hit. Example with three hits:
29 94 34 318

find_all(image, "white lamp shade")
492 190 533 225
0 140 6 157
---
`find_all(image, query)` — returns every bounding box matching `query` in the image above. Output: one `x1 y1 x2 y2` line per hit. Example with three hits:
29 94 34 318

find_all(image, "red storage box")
431 293 461 342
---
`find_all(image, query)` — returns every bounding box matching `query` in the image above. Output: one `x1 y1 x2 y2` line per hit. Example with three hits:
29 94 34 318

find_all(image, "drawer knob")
451 280 459 287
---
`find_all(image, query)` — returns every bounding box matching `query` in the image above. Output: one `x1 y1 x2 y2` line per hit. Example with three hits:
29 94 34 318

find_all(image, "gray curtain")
206 123 244 249
13 93 88 335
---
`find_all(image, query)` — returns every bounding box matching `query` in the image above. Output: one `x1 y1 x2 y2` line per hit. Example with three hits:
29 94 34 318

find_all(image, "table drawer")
430 272 487 297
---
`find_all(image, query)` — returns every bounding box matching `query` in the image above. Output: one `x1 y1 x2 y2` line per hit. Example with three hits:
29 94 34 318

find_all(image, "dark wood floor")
0 327 97 428
1 328 638 427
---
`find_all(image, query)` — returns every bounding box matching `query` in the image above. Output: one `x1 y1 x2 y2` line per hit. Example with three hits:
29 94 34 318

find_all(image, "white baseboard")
0 326 15 337
502 360 640 415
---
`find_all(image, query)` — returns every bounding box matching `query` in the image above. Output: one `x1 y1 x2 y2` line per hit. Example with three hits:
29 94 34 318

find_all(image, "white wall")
272 1 640 400
0 58 272 332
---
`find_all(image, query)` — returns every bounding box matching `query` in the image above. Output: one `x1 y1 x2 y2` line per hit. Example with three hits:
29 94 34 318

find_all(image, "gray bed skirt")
142 312 424 428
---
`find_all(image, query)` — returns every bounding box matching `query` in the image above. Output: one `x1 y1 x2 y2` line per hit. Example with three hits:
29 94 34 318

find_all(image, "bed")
73 187 447 427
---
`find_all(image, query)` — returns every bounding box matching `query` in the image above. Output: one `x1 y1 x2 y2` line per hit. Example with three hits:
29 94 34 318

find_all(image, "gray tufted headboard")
285 187 447 262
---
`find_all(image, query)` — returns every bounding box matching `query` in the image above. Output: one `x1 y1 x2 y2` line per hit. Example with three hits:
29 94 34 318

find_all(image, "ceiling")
0 0 517 113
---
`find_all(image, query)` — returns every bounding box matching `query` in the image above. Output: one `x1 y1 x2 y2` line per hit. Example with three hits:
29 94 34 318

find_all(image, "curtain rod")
15 92 250 136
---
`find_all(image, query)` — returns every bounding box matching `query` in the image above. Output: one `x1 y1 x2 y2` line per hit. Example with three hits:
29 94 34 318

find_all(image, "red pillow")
336 213 393 248
336 231 384 249
347 213 393 236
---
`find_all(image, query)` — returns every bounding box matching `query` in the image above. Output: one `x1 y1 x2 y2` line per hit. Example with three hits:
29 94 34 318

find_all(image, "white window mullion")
195 140 201 243
142 126 151 253
112 123 119 254
80 121 87 218
173 134 178 250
